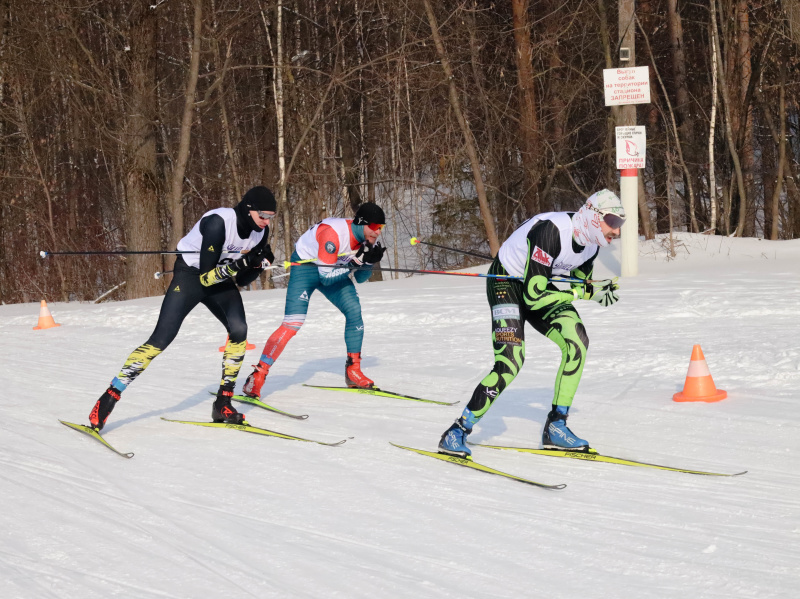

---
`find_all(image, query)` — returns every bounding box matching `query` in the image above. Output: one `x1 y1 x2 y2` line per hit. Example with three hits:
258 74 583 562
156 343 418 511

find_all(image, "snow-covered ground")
1 233 798 598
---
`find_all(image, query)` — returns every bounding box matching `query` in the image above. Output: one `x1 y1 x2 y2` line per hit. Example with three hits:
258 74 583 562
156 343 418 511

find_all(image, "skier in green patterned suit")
438 189 625 458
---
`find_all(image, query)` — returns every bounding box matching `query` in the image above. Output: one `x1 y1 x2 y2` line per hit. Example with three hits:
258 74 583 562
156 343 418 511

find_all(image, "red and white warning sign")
603 66 651 106
615 126 646 169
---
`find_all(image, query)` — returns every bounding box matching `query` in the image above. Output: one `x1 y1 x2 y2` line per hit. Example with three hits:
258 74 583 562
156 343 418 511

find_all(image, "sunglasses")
256 211 275 220
589 206 625 229
367 222 385 232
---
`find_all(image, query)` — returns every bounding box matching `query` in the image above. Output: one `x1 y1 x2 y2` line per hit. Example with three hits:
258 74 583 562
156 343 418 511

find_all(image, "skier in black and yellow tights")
88 187 276 430
438 190 626 458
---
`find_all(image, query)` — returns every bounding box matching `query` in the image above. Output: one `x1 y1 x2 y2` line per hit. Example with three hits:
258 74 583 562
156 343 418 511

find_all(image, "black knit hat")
241 186 277 213
353 202 385 226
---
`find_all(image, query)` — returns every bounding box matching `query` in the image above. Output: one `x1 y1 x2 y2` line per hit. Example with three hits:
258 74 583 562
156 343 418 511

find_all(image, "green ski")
303 384 458 406
59 420 134 459
161 417 346 446
207 391 308 420
470 443 747 477
391 443 566 489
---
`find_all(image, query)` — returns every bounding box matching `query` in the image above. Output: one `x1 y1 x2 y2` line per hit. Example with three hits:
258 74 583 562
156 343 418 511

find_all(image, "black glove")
259 244 275 267
232 243 273 271
363 242 386 264
352 242 368 266
356 241 386 265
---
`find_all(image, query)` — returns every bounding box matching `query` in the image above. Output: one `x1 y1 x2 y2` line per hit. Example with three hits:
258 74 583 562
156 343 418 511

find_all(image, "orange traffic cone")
218 336 256 351
33 300 61 330
673 345 727 403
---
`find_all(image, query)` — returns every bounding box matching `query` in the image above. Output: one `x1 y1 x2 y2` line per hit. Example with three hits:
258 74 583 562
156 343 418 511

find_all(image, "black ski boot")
212 385 245 424
89 386 121 431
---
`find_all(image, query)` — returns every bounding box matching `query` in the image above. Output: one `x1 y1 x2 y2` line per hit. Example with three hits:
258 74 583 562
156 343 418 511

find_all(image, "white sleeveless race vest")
498 212 598 277
177 207 265 268
295 218 354 264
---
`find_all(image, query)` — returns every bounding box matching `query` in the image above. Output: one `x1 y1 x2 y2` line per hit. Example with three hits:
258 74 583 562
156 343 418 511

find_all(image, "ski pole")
307 263 593 284
282 250 358 269
39 249 243 258
409 237 493 261
154 258 284 279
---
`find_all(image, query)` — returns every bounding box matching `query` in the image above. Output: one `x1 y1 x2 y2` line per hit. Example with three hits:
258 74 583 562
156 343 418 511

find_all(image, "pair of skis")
58 418 348 459
393 441 747 490
207 383 458 420
61 384 455 458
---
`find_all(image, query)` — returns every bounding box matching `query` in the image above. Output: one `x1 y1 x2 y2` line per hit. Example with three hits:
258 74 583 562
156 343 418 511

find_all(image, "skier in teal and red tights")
242 203 387 398
438 190 626 458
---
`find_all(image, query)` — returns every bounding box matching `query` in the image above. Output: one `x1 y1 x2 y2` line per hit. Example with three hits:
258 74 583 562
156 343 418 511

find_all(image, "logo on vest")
532 246 553 266
324 241 336 254
491 304 520 320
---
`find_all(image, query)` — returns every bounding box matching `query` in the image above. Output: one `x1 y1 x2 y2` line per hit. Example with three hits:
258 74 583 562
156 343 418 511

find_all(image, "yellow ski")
391 443 566 489
59 420 134 459
470 443 747 477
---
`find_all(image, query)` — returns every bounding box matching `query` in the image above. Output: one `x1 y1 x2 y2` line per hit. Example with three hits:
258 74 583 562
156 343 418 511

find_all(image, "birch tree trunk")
275 0 290 259
261 1 291 259
421 0 499 255
708 0 719 232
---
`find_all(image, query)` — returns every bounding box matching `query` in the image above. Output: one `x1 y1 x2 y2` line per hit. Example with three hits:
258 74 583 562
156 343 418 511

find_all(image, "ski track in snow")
1 233 799 598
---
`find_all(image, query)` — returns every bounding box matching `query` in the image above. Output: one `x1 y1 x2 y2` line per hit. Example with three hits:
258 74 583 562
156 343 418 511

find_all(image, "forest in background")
1 0 799 304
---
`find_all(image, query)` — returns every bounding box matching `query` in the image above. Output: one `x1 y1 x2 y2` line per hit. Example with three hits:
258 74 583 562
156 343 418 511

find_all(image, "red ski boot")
242 363 269 398
345 353 374 389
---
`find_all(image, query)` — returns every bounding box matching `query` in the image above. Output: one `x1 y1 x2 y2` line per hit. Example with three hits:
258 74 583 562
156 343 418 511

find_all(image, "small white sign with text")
603 66 651 106
616 126 646 169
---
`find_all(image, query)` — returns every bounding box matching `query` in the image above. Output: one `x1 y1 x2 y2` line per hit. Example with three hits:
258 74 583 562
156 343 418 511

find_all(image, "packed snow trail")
1 234 798 598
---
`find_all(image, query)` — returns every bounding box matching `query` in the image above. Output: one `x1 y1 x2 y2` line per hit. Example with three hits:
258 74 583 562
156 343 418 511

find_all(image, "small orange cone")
673 345 727 403
33 300 61 330
218 336 256 351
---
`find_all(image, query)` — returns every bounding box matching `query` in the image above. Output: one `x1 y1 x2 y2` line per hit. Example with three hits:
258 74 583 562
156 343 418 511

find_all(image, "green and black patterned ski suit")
465 214 597 419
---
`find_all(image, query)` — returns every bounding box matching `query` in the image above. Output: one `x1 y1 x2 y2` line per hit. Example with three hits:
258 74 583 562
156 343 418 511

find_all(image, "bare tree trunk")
665 146 677 257
13 79 68 299
511 0 540 216
597 0 618 185
215 43 241 203
638 17 697 233
708 0 720 232
167 0 202 271
712 0 747 237
770 62 786 240
736 0 754 236
274 0 290 259
755 63 800 233
124 1 162 300
421 0 499 255
259 5 291 260
402 54 420 244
